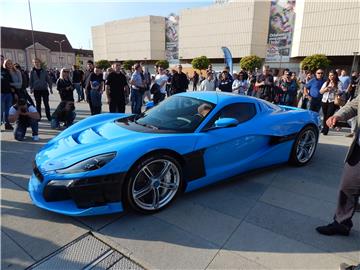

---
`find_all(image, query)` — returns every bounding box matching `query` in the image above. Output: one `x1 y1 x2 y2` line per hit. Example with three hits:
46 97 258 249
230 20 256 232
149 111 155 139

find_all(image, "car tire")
289 125 318 166
125 154 183 214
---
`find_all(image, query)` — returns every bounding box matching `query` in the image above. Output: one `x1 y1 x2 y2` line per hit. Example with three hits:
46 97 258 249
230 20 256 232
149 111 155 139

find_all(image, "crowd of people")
1 53 359 142
193 64 359 137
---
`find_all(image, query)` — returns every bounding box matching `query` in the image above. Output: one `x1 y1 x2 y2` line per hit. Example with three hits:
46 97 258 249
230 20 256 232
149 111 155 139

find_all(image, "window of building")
51 54 57 63
17 52 25 63
67 55 73 64
5 52 13 60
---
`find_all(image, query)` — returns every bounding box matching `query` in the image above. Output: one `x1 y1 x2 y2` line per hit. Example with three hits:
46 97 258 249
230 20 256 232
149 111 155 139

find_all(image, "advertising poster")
165 13 179 64
265 0 296 63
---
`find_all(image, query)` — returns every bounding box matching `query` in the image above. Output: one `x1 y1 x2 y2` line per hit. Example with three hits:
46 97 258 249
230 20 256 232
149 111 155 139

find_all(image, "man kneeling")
8 98 40 141
51 100 76 129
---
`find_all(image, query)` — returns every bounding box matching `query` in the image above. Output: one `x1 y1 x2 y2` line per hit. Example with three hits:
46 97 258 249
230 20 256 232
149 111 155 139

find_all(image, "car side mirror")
214 118 239 128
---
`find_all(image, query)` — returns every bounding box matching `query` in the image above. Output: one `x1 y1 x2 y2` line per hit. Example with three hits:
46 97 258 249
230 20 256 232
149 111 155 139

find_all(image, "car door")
194 102 269 186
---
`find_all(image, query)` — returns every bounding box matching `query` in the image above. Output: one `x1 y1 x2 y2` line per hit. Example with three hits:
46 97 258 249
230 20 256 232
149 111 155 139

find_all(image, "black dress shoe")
5 123 14 130
316 221 350 236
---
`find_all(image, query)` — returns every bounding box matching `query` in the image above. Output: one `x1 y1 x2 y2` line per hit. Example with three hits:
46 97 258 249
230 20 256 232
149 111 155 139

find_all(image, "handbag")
150 83 160 94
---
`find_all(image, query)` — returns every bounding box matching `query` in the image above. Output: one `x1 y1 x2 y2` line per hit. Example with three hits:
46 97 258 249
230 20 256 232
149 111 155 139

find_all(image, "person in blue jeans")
130 64 145 114
89 68 104 115
304 69 326 112
51 100 76 129
8 98 40 141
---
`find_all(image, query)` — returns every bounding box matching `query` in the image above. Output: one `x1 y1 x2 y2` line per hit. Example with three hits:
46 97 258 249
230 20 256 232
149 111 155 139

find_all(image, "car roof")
176 91 261 105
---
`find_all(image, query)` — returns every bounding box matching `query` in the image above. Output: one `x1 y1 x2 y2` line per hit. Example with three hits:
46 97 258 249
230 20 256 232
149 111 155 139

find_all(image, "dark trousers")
335 144 360 228
1 93 13 124
86 89 94 115
321 101 336 134
34 90 51 120
309 97 322 113
51 112 76 129
14 118 39 141
90 89 102 115
73 83 83 102
109 95 125 113
153 92 166 105
281 93 297 106
131 89 143 115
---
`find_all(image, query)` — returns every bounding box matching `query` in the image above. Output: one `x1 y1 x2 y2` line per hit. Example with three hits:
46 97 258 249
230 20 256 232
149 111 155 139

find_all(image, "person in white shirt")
8 98 40 141
319 70 343 135
154 67 168 104
238 73 249 95
232 73 241 94
199 72 216 91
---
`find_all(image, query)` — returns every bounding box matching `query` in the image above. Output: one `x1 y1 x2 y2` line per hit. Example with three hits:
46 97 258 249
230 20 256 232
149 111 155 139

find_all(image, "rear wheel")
125 154 182 214
289 126 318 166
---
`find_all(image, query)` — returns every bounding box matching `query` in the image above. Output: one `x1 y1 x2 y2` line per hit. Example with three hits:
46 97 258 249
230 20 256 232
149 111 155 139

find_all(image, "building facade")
92 16 165 62
179 1 271 61
291 0 360 70
1 27 93 71
91 0 360 72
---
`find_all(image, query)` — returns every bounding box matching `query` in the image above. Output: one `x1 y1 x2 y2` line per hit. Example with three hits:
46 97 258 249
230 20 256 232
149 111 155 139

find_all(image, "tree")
240 55 262 72
155 60 169 69
40 60 47 70
95 59 111 70
191 56 210 71
123 60 135 71
300 54 331 72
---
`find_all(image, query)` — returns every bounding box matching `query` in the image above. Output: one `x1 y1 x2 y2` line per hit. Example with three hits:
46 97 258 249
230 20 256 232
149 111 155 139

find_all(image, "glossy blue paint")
28 174 123 216
29 92 320 216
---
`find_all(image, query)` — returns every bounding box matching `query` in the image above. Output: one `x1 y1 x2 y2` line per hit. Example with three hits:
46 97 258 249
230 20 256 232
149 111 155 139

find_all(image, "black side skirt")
183 150 206 182
269 132 298 145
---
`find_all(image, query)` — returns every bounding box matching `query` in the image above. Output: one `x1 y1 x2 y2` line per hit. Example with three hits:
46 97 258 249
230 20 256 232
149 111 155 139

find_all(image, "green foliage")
123 60 135 71
191 56 210 71
239 55 262 72
95 59 111 70
40 60 47 70
300 54 331 72
155 60 169 69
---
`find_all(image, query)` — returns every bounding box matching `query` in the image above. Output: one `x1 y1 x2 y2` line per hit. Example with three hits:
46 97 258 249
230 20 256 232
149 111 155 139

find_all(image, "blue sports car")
29 92 320 216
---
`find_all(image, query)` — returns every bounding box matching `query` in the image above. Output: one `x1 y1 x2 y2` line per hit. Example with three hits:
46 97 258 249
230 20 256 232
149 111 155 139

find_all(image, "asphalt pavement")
1 90 359 269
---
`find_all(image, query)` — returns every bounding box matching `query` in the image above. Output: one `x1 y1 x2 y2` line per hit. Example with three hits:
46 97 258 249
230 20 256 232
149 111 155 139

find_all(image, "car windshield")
135 96 215 133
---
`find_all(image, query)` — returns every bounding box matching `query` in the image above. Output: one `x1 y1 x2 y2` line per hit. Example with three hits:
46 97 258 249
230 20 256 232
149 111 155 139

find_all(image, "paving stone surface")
1 90 359 269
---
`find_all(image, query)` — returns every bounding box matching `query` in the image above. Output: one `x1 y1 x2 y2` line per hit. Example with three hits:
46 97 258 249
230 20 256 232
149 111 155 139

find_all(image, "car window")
132 96 215 133
204 102 257 129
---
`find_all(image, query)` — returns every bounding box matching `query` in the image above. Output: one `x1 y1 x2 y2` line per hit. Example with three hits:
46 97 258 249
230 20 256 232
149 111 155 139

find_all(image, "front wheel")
125 154 183 214
289 126 318 166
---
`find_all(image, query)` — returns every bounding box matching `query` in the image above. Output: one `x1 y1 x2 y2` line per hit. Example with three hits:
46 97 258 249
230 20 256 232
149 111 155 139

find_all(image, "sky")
0 0 213 50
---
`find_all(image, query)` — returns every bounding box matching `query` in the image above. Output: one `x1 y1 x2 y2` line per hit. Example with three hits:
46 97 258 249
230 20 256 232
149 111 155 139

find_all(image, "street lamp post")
351 51 359 72
28 0 37 59
54 39 65 68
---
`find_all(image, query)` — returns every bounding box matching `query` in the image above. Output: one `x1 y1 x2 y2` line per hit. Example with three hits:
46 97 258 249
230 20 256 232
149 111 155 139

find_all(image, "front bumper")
28 173 126 216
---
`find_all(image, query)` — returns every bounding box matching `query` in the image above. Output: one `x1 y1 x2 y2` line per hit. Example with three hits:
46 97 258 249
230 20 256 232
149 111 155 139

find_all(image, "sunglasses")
316 72 323 75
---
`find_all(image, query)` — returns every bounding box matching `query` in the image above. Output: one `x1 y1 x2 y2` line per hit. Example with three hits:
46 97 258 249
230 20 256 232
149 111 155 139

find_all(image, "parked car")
29 91 320 216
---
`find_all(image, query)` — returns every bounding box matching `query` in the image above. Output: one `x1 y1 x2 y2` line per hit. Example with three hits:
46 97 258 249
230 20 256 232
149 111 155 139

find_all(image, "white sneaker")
32 135 40 141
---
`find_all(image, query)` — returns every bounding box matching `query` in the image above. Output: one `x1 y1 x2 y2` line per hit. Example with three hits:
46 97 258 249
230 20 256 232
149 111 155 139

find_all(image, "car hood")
36 114 154 171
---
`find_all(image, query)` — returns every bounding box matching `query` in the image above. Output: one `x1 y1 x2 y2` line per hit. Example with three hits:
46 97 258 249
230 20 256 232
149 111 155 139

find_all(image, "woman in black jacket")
56 68 74 101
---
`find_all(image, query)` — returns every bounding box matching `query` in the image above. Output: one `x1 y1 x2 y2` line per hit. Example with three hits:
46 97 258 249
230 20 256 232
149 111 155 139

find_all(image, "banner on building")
165 13 179 64
221 47 233 74
265 0 296 63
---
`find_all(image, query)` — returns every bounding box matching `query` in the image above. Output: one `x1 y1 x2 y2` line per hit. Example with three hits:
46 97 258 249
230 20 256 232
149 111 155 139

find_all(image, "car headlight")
56 152 116 174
